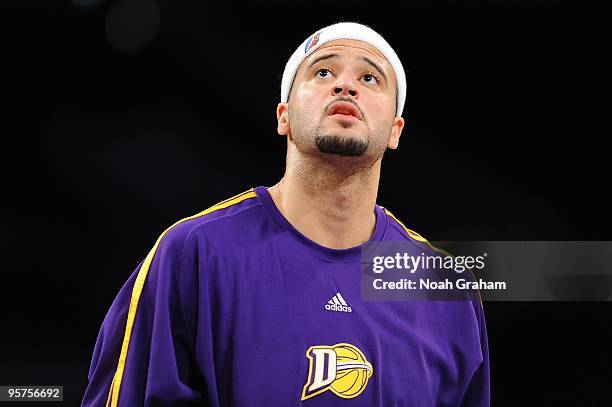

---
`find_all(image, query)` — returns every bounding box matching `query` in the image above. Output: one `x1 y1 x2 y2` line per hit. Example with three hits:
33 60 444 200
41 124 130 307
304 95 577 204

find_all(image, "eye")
315 68 331 78
362 73 380 85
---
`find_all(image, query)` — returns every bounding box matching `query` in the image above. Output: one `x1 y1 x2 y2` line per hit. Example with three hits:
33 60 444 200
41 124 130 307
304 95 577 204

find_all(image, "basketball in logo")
330 343 373 398
301 342 373 400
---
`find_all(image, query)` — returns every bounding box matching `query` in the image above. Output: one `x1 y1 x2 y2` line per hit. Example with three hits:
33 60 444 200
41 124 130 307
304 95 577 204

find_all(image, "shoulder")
379 205 449 257
380 205 485 308
155 188 262 253
131 188 262 290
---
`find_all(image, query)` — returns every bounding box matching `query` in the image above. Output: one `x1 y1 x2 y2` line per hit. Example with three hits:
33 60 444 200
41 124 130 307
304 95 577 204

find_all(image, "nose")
332 69 359 99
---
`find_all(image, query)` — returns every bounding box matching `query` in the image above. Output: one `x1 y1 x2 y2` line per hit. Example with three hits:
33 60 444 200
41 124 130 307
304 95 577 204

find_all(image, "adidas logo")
325 292 352 313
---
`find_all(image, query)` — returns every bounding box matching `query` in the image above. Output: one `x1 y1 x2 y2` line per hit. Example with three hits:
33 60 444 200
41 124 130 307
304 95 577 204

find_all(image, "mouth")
326 101 362 121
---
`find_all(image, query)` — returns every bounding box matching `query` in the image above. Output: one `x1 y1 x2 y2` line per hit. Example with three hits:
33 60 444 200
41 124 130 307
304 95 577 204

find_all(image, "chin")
314 133 369 157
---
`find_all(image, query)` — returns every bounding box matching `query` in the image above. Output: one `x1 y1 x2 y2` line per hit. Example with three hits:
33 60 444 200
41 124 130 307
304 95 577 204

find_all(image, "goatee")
314 134 368 156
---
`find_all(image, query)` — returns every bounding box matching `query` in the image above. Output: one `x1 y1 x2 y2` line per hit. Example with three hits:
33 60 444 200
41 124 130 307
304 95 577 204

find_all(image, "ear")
387 116 405 149
276 102 290 136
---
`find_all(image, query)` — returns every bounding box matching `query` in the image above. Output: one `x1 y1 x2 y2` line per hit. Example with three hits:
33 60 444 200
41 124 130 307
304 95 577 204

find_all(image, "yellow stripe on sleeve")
383 208 451 257
107 188 257 406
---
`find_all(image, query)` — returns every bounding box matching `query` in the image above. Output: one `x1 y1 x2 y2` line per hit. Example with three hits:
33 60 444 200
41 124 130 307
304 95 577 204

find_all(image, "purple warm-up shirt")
82 186 490 406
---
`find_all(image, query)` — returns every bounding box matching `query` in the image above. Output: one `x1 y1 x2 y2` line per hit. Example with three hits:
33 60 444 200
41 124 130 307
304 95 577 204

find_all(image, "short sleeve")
460 300 491 407
81 227 205 407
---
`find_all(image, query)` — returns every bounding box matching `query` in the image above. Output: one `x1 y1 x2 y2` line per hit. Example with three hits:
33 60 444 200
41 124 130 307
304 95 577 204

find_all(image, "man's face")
277 39 404 165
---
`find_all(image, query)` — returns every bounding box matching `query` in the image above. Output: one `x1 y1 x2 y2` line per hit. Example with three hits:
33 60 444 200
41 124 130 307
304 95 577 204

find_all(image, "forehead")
309 38 386 60
300 39 395 79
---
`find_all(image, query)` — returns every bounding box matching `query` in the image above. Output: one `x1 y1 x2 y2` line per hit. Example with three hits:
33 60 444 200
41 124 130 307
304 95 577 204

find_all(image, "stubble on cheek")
287 90 324 152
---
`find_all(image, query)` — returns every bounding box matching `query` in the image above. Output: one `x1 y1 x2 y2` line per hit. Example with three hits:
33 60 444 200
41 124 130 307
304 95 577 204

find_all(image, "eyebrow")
306 53 339 70
362 56 387 82
306 53 388 82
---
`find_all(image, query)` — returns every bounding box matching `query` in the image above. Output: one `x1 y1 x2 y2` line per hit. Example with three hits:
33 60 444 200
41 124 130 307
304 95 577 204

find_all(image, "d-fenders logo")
301 342 373 401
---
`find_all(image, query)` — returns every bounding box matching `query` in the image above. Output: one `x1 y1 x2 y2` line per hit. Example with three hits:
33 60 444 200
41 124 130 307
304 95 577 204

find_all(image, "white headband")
280 22 407 117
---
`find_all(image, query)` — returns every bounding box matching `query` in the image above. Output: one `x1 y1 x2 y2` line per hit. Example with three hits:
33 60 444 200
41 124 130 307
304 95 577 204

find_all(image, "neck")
268 147 381 249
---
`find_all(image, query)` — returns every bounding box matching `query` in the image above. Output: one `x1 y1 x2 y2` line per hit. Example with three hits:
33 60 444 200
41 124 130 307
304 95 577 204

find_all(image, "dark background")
1 0 611 405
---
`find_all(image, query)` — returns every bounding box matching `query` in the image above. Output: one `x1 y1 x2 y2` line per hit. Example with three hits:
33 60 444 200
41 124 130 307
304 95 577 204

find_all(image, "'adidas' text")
325 292 352 313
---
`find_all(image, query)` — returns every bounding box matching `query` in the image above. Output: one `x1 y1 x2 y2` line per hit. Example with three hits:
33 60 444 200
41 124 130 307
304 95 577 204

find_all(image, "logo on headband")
304 31 321 53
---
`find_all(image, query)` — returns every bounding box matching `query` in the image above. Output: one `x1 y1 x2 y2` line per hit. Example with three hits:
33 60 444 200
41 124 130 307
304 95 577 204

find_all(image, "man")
82 22 490 406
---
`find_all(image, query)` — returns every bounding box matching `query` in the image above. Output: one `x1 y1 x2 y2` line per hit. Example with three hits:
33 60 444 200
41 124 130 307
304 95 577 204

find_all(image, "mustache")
324 97 365 121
